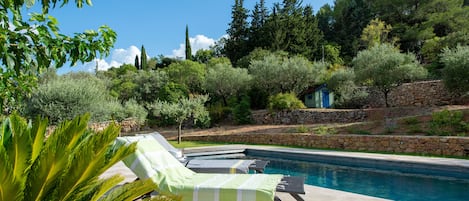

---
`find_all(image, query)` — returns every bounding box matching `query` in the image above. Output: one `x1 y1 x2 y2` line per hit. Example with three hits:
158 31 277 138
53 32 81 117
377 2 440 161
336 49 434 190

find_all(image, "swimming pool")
255 155 469 201
188 148 469 201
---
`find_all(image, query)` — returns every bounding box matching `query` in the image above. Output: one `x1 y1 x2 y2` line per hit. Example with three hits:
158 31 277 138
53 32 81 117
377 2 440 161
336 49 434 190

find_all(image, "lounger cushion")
117 135 283 201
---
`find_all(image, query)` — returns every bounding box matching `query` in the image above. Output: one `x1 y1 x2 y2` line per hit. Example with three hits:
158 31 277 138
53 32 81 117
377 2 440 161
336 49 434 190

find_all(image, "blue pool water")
255 156 469 201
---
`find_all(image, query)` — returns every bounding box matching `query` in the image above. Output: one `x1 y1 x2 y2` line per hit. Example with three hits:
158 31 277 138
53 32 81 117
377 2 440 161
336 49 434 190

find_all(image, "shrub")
267 92 306 111
347 128 372 135
25 73 124 124
401 117 424 134
207 103 231 125
295 125 311 133
232 95 253 125
313 126 337 135
122 99 148 125
428 110 468 136
402 117 420 125
440 45 469 95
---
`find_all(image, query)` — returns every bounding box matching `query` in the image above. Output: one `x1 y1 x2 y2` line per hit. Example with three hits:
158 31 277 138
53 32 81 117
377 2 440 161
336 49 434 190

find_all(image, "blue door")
322 89 330 108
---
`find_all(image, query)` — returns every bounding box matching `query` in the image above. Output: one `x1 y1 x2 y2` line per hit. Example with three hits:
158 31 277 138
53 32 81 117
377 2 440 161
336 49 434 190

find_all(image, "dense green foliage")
0 0 116 114
163 60 206 94
267 92 305 111
0 113 176 201
223 0 469 71
439 45 469 95
353 44 428 107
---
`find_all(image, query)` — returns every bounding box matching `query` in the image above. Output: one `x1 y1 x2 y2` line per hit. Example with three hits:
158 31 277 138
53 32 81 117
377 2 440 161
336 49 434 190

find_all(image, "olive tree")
327 68 368 108
249 54 326 95
353 44 428 107
440 45 469 95
0 0 116 114
26 73 123 124
150 95 209 144
204 63 252 106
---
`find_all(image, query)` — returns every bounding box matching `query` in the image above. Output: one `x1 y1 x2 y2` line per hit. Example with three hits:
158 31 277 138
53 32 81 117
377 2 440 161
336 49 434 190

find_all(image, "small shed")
304 84 334 108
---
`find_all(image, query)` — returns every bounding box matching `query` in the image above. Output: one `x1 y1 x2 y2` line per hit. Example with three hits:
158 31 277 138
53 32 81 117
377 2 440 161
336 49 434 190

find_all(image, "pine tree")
140 45 147 70
135 55 140 69
225 0 249 66
185 25 192 60
249 0 269 50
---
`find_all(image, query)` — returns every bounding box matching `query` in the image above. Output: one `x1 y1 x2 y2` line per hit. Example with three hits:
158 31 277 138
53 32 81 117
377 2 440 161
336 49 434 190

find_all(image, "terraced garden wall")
365 80 458 108
252 107 435 125
182 134 469 157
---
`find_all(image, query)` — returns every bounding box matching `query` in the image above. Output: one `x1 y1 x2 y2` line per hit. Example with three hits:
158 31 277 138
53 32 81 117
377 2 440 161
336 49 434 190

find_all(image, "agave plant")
0 113 179 201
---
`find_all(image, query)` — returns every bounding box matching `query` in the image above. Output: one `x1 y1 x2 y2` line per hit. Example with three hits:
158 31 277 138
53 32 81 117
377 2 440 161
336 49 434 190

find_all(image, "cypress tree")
134 55 140 69
185 25 192 60
140 45 147 70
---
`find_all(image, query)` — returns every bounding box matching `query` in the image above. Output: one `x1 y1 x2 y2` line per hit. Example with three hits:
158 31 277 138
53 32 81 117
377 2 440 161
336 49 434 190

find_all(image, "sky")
25 0 333 73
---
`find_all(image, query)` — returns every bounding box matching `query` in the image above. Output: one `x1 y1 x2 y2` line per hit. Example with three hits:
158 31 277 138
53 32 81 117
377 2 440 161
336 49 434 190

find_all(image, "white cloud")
171 34 216 59
83 45 142 71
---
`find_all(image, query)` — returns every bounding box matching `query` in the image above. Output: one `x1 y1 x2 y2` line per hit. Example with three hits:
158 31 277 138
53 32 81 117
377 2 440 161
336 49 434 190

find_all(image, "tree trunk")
384 90 390 108
178 122 182 144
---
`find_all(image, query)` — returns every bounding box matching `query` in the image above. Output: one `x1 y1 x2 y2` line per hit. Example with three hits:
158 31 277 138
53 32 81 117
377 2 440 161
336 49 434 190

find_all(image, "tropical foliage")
0 113 179 201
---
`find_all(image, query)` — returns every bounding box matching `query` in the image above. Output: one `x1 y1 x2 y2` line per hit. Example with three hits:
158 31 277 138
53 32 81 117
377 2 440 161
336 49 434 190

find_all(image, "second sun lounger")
147 132 268 173
116 135 305 201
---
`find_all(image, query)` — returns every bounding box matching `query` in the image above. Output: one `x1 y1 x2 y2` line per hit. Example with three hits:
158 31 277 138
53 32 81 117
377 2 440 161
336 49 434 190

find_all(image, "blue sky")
26 0 333 73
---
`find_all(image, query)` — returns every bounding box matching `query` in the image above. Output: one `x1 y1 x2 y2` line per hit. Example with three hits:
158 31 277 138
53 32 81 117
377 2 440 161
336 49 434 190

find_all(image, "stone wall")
366 80 457 108
252 107 436 125
89 118 141 133
47 118 140 135
252 109 368 124
183 134 469 157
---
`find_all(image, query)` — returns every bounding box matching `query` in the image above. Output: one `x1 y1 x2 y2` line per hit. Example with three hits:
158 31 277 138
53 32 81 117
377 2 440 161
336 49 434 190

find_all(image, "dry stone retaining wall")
47 118 140 135
183 134 469 157
365 80 458 108
252 107 435 125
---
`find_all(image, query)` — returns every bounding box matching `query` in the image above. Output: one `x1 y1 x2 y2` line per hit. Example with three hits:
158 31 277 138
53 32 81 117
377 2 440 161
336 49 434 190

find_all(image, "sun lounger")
146 132 268 174
116 135 305 201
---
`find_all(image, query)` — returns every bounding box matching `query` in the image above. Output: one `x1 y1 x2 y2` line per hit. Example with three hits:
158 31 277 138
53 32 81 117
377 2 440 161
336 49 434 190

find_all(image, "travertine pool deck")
102 145 469 201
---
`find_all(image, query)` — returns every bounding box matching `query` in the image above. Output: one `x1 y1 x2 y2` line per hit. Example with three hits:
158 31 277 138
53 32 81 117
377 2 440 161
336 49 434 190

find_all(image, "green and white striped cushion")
116 135 283 201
